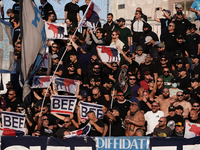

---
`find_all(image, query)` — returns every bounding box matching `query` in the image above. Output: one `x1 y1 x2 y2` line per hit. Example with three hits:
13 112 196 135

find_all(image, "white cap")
176 4 182 9
144 36 152 44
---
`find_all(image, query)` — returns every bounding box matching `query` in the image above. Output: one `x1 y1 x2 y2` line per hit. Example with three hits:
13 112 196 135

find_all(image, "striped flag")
0 128 25 136
79 1 101 31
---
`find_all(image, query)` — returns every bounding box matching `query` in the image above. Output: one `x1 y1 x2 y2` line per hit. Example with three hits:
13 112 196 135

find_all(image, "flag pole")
40 1 93 113
109 88 115 136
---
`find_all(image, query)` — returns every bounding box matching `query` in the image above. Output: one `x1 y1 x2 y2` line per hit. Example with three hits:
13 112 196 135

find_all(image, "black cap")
176 59 183 64
190 54 199 59
178 67 186 72
148 79 154 83
160 55 167 59
17 103 26 109
68 23 77 30
174 50 182 59
176 105 183 110
80 90 88 98
183 89 191 94
123 45 129 52
177 10 183 15
177 34 184 39
189 24 197 30
191 78 199 83
126 52 132 57
171 78 177 83
105 79 113 84
117 17 125 22
169 106 176 112
94 76 101 82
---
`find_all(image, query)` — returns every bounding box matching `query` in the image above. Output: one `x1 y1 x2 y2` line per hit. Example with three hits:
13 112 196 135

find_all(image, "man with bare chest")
155 88 175 116
124 102 145 136
173 91 192 118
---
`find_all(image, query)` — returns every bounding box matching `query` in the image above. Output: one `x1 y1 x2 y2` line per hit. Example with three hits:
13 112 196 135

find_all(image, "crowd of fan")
2 0 200 138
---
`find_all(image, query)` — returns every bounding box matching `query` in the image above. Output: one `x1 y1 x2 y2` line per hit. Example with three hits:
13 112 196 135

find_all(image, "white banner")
40 53 49 69
31 76 52 89
1 111 26 132
184 122 200 138
45 22 68 39
80 102 103 119
97 46 120 63
51 95 77 115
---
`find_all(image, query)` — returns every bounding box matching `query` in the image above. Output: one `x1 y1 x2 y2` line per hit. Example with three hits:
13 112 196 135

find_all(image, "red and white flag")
79 1 101 31
184 122 200 138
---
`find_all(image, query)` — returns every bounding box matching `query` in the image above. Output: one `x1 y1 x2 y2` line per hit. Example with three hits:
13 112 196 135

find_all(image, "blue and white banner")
1 111 26 132
79 1 101 31
80 101 104 119
51 95 77 115
96 136 150 150
1 136 47 150
45 22 68 39
97 46 120 63
150 136 200 150
41 53 49 69
0 21 14 73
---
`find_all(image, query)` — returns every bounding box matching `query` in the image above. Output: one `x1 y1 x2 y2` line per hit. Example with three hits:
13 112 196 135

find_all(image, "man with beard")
173 91 192 118
153 117 172 137
159 67 173 89
191 78 200 101
155 77 164 96
129 75 140 97
91 87 108 108
103 13 118 45
189 109 199 123
157 43 171 65
172 122 184 137
144 102 165 135
155 88 175 116
124 102 145 136
110 30 124 50
183 89 196 105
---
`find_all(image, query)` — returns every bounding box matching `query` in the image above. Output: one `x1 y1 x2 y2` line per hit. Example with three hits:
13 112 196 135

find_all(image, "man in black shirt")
6 89 22 112
177 67 190 90
191 78 200 101
91 87 108 107
64 0 80 26
39 0 57 21
112 91 131 120
102 107 125 136
186 24 200 56
103 13 118 45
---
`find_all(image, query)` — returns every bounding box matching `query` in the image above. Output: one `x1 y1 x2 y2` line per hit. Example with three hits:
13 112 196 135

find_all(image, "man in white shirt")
144 102 165 135
135 46 147 65
110 30 124 50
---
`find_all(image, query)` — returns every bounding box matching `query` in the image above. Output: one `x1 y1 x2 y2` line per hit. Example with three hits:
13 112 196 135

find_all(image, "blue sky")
4 0 108 23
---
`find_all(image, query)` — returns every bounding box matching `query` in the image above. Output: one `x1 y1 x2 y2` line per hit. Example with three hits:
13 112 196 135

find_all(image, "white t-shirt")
169 88 183 97
144 110 165 135
135 53 147 65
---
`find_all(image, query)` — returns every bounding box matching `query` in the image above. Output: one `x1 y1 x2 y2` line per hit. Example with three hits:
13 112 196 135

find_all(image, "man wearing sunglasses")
159 67 173 89
144 102 164 136
110 30 124 50
124 102 145 136
129 75 140 97
153 117 172 137
173 91 192 118
6 89 22 112
172 4 187 20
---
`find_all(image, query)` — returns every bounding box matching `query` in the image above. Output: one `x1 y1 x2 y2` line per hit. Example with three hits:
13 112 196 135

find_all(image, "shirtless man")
124 102 145 136
173 91 192 118
155 88 175 116
136 87 145 102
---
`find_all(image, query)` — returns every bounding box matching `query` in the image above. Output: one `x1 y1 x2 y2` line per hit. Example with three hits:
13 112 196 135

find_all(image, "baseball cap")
144 36 152 44
176 4 182 9
175 122 183 126
80 90 88 98
158 42 165 48
177 10 183 15
94 76 101 82
68 23 77 30
178 67 186 72
189 24 197 30
171 78 177 83
177 34 184 39
160 55 167 59
174 50 182 59
191 78 199 83
17 103 26 109
136 46 143 51
117 18 125 22
122 45 129 52
190 54 199 59
175 59 183 64
126 52 132 57
176 105 183 110
183 89 191 95
51 54 59 59
168 106 176 112
165 10 171 16
144 71 151 75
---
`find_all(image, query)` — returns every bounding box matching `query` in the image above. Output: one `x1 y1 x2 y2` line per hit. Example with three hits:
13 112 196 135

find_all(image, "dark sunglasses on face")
118 94 124 97
129 78 136 80
43 118 48 121
64 121 69 123
8 93 13 95
177 94 183 97
164 71 169 73
131 103 137 106
52 46 58 48
158 120 163 122
152 105 158 107
93 93 98 96
163 90 169 93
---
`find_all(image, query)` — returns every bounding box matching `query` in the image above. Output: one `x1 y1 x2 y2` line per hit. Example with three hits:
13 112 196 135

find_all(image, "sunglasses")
42 109 46 111
6 84 12 86
52 46 58 48
92 93 98 96
135 13 139 15
175 7 179 9
94 67 100 69
15 46 21 48
96 32 101 33
112 34 116 36
152 105 158 107
6 12 10 14
164 71 169 73
112 65 118 67
64 121 69 123
161 59 166 61
177 94 183 97
193 105 199 107
117 94 124 97
129 78 136 80
131 103 137 106
43 118 48 121
169 25 174 27
158 120 163 122
8 93 13 95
